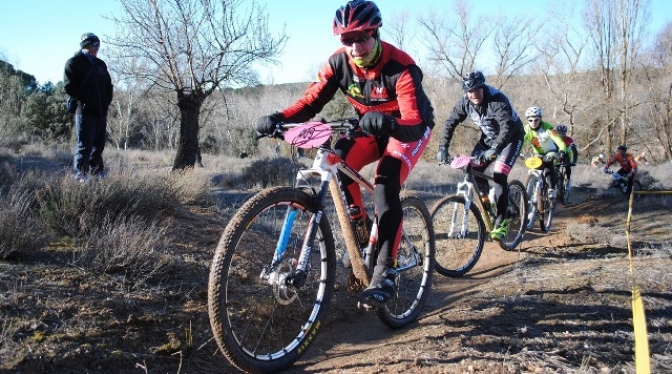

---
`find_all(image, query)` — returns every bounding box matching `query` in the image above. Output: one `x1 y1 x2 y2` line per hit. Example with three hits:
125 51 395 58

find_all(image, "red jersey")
606 153 637 173
279 41 434 131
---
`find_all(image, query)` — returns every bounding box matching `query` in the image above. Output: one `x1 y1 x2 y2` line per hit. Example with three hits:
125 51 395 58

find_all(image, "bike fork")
448 198 471 238
264 184 329 289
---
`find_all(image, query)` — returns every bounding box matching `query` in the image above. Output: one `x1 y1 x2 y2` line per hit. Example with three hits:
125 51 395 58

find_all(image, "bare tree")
536 4 590 140
642 22 672 161
583 0 650 147
491 14 540 89
418 0 494 79
107 0 287 169
385 11 413 50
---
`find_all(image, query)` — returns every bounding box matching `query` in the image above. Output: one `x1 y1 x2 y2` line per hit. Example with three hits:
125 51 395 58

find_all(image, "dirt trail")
284 193 672 373
286 203 578 373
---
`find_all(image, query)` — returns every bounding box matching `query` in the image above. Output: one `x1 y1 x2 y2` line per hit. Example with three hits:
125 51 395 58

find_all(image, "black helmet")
617 145 627 152
461 71 486 91
333 0 382 35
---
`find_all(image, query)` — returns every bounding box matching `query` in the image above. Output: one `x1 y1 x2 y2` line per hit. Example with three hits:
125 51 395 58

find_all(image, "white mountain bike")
208 120 435 373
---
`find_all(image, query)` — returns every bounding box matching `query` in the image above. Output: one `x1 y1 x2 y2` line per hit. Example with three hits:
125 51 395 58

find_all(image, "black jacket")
440 85 523 152
63 51 113 117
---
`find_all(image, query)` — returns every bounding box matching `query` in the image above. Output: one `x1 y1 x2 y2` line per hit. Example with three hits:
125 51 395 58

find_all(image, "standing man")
255 0 434 307
64 32 113 182
436 71 524 241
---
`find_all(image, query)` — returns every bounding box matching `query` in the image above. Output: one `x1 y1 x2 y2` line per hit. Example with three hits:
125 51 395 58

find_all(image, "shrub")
241 157 297 188
36 173 181 239
76 214 174 287
0 192 51 260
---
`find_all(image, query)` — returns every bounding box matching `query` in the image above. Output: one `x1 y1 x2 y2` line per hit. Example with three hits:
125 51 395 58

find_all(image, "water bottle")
348 205 369 247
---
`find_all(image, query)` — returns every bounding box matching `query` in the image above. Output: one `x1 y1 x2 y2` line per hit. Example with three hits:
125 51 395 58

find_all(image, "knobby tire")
430 195 485 277
377 195 435 328
498 180 528 251
208 187 336 374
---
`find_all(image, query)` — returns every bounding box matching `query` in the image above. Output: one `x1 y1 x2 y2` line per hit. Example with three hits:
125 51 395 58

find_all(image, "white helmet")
598 154 604 159
525 106 542 118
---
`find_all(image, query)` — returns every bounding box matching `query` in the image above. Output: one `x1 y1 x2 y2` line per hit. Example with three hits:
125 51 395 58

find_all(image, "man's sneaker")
489 219 508 241
358 267 396 309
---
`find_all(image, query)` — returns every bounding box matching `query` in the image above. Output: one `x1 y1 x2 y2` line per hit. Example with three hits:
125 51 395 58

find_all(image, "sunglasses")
527 118 540 123
91 42 100 47
340 31 373 46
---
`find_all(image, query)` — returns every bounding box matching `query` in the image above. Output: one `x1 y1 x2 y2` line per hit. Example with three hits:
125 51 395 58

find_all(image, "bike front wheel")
499 180 528 251
208 187 336 374
561 178 571 206
524 174 538 230
538 178 554 232
430 195 485 277
377 195 435 328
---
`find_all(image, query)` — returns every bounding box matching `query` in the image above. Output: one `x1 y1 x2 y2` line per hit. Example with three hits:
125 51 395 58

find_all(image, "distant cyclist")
634 151 650 165
522 107 566 200
591 154 606 167
604 145 638 195
555 124 577 189
436 71 524 241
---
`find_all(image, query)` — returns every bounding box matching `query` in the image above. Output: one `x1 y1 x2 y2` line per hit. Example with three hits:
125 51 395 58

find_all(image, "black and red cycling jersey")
279 40 434 141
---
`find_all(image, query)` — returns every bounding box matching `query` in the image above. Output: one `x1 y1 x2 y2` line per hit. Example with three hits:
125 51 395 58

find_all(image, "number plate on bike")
450 155 472 169
284 122 333 149
524 157 543 169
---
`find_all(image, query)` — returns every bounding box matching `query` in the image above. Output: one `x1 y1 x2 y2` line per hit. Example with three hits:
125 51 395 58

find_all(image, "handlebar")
258 118 365 141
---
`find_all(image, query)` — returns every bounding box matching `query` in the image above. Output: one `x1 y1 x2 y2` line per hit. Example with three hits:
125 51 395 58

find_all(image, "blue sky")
1 0 670 86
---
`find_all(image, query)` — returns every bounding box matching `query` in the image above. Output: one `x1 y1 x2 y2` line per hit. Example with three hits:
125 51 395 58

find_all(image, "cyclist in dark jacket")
436 71 524 240
64 32 113 181
255 0 434 308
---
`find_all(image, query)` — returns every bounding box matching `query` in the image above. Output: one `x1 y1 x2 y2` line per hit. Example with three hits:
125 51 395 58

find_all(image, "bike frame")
527 167 545 203
268 123 421 288
451 163 497 233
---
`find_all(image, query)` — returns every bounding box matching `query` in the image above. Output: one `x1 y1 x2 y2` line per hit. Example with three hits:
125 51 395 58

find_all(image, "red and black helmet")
333 0 382 35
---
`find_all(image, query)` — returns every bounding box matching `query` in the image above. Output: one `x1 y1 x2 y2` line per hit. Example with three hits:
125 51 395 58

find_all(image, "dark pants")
74 113 107 178
471 132 524 224
617 168 634 194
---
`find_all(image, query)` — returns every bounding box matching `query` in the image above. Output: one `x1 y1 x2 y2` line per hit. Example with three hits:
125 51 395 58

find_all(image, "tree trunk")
173 91 204 170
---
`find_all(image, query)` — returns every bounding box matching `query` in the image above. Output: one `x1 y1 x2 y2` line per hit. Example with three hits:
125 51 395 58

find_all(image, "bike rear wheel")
499 180 528 251
208 187 336 374
377 195 435 328
629 180 643 201
524 174 538 230
430 195 485 277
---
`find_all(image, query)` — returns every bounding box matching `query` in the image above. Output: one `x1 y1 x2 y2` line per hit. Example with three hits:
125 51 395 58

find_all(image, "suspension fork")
266 178 329 290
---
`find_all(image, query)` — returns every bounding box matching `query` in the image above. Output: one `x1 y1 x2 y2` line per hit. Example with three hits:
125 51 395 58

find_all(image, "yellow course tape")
625 189 672 373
